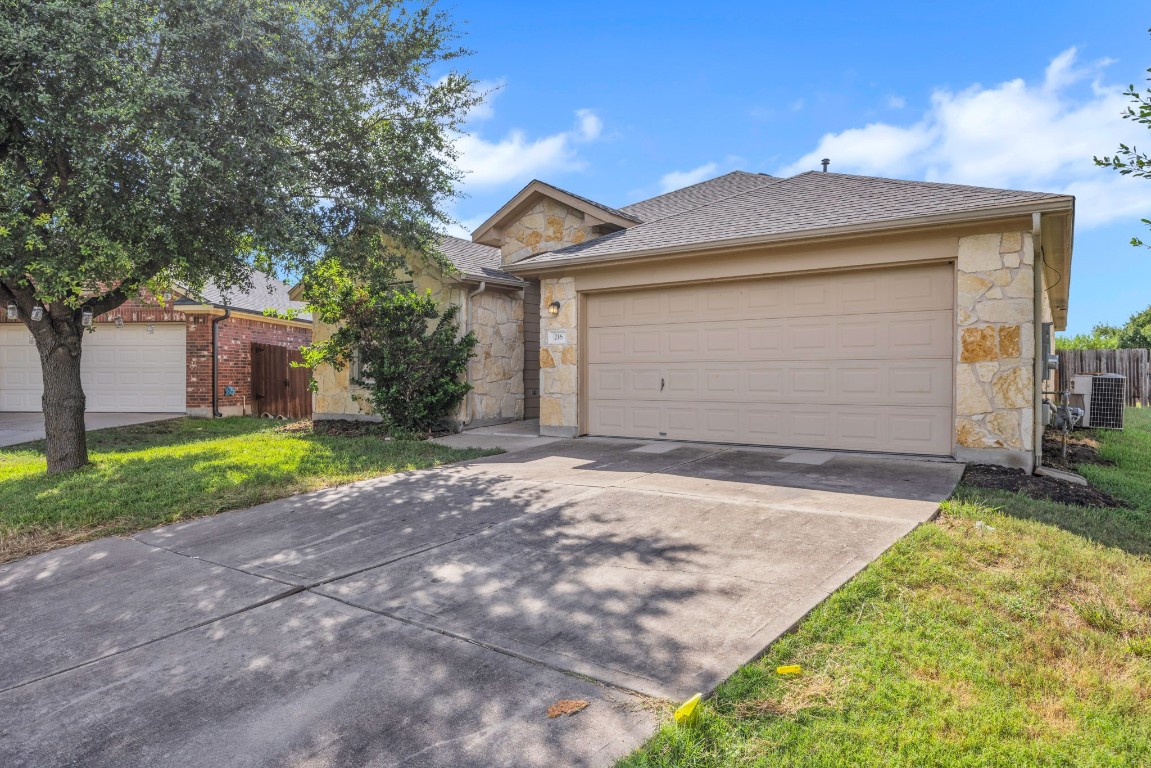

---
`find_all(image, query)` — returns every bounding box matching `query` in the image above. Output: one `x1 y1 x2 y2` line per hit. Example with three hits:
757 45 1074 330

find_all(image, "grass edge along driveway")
0 417 497 564
620 409 1151 768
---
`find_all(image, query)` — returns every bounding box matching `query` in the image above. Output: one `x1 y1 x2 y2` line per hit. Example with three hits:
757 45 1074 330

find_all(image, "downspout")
463 282 486 427
1031 213 1045 472
211 305 231 418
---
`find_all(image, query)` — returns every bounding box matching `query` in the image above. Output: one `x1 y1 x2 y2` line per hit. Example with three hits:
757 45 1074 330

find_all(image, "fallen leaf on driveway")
547 699 590 718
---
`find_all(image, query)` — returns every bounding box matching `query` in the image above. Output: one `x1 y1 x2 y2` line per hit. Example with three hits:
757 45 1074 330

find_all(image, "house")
0 272 312 417
310 170 1074 471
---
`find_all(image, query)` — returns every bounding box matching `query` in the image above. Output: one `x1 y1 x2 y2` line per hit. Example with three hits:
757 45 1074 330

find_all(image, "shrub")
304 286 476 434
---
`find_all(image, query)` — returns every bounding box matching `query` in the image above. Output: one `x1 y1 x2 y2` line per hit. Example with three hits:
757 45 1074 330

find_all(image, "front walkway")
0 437 962 766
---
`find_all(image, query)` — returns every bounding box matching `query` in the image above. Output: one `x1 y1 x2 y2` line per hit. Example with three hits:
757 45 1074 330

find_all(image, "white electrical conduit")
463 281 487 427
1032 212 1045 471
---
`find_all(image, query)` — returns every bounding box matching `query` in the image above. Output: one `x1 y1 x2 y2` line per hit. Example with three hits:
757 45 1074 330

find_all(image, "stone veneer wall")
501 198 595 264
538 276 578 437
955 231 1037 468
312 259 524 425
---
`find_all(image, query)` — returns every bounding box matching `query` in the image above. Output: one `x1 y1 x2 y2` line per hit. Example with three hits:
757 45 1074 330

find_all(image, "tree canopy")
0 0 478 471
1057 305 1151 349
1095 26 1151 246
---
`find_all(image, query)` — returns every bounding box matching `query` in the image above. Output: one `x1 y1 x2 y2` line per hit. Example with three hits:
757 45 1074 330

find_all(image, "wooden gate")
251 342 313 419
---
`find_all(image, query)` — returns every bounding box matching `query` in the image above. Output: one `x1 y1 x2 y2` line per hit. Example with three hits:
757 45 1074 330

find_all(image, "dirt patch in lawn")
962 464 1125 508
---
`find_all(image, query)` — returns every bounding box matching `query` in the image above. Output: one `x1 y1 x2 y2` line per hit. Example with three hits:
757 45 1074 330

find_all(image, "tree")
1095 27 1151 246
0 0 477 472
303 280 476 434
1056 307 1151 349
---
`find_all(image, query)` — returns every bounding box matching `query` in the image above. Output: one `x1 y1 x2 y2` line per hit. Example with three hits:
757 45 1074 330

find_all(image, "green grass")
0 417 496 562
1078 407 1151 512
620 412 1151 767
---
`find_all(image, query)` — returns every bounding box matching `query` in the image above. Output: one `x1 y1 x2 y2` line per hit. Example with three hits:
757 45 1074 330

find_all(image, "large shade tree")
0 0 476 472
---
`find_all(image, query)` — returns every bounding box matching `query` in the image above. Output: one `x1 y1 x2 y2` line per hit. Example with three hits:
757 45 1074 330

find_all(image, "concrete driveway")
0 411 184 447
0 437 961 767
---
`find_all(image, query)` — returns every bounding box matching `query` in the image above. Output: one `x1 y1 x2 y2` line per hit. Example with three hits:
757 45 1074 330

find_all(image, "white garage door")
0 324 186 412
586 263 954 455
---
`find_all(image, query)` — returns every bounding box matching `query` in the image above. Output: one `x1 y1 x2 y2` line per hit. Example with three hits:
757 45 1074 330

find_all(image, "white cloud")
887 95 906 109
453 108 603 188
782 48 1151 229
658 162 719 193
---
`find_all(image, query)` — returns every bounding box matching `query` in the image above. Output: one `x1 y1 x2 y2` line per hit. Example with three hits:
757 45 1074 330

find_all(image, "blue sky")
436 1 1151 336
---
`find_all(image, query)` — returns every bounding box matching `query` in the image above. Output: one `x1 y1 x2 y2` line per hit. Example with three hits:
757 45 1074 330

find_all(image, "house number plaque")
546 329 569 345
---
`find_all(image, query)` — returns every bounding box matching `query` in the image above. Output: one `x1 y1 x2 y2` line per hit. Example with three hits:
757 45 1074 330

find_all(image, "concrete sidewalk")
0 437 961 766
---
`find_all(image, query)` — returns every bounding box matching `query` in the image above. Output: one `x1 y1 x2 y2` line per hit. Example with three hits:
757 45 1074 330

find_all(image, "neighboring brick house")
0 272 311 416
307 170 1075 471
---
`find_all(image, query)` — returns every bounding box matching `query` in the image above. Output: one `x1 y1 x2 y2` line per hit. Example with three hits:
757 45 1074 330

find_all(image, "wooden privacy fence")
251 342 313 419
1055 349 1151 407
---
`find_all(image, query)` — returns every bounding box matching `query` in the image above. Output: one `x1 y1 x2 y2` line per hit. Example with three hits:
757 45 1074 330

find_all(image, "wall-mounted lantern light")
548 300 561 317
6 303 17 320
30 306 44 321
81 307 94 326
114 316 124 328
146 324 155 334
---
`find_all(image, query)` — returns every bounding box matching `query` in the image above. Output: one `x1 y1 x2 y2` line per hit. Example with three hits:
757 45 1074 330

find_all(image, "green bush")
304 287 476 434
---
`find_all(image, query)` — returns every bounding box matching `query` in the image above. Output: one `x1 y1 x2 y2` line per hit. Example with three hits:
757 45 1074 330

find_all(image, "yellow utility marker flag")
673 693 702 725
776 664 802 675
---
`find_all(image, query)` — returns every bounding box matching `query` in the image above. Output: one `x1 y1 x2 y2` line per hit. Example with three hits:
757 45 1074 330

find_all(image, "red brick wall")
0 294 186 325
186 312 312 412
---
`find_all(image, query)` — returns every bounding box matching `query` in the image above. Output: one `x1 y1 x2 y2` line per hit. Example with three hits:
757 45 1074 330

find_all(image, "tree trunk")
37 325 88 473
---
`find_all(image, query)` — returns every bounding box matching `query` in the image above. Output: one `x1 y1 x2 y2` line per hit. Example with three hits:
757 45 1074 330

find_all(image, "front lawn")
0 417 496 563
621 412 1151 767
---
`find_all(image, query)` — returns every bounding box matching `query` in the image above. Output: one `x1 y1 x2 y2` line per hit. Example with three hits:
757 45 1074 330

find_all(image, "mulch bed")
274 419 454 439
961 463 1124 508
1040 430 1112 472
960 428 1126 507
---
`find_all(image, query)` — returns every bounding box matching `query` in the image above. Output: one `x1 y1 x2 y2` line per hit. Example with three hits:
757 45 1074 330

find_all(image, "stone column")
954 232 1037 469
539 276 578 437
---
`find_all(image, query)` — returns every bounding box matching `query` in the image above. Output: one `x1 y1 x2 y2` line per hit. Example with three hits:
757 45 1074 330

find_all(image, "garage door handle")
660 377 665 391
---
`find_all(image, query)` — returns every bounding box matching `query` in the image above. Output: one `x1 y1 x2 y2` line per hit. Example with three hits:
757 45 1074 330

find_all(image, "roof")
620 171 778 222
175 271 311 322
512 171 1073 267
471 179 641 247
437 235 524 285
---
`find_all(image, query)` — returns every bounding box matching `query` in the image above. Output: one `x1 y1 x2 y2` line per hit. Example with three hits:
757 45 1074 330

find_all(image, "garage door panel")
587 263 953 329
0 324 185 412
585 263 954 455
590 359 950 407
588 399 952 453
589 311 951 364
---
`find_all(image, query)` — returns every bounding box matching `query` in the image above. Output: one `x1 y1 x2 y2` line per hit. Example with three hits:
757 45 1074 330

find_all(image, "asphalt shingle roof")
620 171 778 223
519 171 1069 265
177 271 310 320
437 235 524 284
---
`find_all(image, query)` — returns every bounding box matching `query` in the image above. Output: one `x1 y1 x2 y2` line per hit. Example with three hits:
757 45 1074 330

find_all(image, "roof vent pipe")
821 158 830 172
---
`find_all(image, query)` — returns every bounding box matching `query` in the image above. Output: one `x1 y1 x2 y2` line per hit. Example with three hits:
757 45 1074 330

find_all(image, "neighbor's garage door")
0 323 186 412
586 263 954 455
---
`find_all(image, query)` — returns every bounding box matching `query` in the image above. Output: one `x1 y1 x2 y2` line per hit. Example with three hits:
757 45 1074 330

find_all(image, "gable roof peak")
471 179 640 247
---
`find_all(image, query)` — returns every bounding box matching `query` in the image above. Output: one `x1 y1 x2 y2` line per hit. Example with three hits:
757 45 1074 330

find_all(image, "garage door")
586 263 954 455
0 324 187 412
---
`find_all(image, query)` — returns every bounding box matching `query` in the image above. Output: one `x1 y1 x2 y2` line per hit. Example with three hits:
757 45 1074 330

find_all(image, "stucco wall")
538 276 578 437
312 261 524 426
954 231 1037 468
